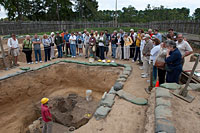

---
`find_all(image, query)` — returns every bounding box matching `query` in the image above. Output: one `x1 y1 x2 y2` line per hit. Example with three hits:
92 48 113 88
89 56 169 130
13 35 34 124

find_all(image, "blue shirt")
155 33 162 42
76 35 84 44
64 34 71 42
32 38 41 50
165 48 182 69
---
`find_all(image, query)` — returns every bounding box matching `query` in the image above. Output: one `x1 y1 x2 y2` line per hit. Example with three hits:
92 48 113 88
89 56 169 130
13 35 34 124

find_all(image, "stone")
109 62 118 67
160 83 181 90
156 98 171 107
105 93 115 100
100 96 115 107
124 66 132 71
116 90 148 105
188 83 200 91
94 106 111 120
113 82 124 91
155 118 176 133
156 87 172 98
123 70 131 76
119 74 129 79
155 105 172 119
109 87 117 94
116 78 126 82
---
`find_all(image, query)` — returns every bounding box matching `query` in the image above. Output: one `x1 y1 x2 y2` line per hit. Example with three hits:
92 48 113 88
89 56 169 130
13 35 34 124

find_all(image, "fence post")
0 37 8 70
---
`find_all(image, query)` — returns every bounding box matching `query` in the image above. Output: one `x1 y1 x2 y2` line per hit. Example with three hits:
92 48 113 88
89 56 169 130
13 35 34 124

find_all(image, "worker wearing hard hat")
41 97 53 133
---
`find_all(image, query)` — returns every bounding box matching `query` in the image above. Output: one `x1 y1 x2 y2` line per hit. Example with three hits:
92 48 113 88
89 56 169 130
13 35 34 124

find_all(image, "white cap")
143 34 151 39
51 32 55 35
130 29 134 32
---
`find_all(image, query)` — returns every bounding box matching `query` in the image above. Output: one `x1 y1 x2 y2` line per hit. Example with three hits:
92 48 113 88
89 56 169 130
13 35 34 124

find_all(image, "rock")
155 105 172 119
116 78 126 82
124 66 132 71
113 82 124 91
109 87 117 94
155 118 176 133
105 93 115 100
189 83 200 91
116 90 148 105
160 83 181 90
94 106 111 120
156 98 171 107
100 95 115 107
119 74 129 79
156 87 172 98
123 70 131 76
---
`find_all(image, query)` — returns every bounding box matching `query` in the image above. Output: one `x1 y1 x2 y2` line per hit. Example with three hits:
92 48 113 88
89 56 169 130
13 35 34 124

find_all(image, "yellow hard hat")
98 59 102 62
41 97 49 104
107 60 111 63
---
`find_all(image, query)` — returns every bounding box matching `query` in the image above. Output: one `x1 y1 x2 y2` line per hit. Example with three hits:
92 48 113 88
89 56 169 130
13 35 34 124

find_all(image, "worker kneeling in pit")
41 97 53 133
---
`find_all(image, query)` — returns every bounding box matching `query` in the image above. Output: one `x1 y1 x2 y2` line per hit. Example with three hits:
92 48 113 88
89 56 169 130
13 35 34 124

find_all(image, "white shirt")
7 38 19 48
150 44 161 65
69 35 76 44
98 36 104 46
176 40 193 56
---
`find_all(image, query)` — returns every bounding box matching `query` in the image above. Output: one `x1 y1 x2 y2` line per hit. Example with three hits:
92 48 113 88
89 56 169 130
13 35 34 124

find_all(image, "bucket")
86 90 92 101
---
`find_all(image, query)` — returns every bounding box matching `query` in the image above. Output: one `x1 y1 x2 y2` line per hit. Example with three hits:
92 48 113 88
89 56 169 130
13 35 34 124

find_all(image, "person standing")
61 29 66 52
89 33 96 58
84 32 90 58
76 32 84 56
69 32 77 58
32 34 42 64
98 32 106 60
55 32 63 58
42 34 51 62
165 40 182 84
154 29 162 42
111 30 117 58
133 29 142 63
123 33 133 60
94 31 99 57
23 35 33 64
7 34 20 66
116 33 122 60
41 97 53 133
176 34 193 66
148 29 154 38
49 32 55 59
104 30 111 58
64 31 71 55
129 29 137 58
141 34 154 78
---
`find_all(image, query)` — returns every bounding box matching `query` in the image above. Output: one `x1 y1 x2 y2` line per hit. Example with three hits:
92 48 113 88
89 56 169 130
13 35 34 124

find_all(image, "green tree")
194 8 200 20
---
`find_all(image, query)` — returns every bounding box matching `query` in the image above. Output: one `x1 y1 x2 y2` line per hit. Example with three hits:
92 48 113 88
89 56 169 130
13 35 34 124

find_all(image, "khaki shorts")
10 48 20 57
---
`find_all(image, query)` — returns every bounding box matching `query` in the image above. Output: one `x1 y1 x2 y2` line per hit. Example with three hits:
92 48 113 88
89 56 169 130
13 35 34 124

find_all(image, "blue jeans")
70 44 76 56
134 46 141 61
57 45 63 58
34 49 42 61
44 47 51 62
111 44 116 58
153 66 157 81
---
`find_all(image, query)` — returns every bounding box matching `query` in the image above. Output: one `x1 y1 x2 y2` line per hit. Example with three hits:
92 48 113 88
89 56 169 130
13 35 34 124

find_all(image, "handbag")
155 60 165 68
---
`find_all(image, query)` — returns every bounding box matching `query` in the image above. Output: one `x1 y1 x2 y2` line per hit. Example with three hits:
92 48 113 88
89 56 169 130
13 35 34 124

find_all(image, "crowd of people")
7 28 193 85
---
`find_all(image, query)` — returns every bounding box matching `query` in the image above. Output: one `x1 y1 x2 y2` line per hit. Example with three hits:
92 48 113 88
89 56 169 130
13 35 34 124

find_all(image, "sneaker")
28 62 31 64
31 62 34 64
132 60 135 63
141 74 148 78
35 61 38 64
40 61 43 63
141 73 145 75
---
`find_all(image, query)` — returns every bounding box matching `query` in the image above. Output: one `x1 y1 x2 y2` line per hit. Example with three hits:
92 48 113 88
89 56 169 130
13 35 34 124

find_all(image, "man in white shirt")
176 34 193 65
7 34 20 66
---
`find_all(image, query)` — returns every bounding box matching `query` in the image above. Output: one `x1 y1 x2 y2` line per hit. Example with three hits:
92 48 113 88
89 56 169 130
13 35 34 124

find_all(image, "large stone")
156 87 172 98
113 82 124 91
156 98 171 107
124 66 132 71
155 105 172 119
119 74 129 79
155 118 176 133
188 83 200 91
100 94 115 107
109 87 117 94
116 78 126 82
123 70 131 76
94 106 111 120
160 83 181 90
116 90 148 105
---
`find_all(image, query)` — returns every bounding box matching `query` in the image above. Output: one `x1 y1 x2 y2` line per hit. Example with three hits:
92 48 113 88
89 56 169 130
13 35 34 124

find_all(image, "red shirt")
41 104 52 122
149 33 154 38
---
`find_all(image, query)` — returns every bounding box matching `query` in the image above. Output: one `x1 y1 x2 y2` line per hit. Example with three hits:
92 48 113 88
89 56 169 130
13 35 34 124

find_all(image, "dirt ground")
171 91 200 133
0 63 122 133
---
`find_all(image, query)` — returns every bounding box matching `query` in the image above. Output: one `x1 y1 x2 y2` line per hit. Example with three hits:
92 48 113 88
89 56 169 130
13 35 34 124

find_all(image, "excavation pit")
0 63 123 133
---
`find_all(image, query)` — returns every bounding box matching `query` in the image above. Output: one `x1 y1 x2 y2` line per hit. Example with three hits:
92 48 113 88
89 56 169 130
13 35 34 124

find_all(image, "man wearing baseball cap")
41 97 53 133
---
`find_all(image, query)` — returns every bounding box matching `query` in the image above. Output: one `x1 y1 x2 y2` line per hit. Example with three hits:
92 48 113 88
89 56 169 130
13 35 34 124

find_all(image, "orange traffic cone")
155 80 159 87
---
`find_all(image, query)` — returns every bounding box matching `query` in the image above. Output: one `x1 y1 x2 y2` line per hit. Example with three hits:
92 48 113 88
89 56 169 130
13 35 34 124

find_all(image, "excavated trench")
0 63 123 133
